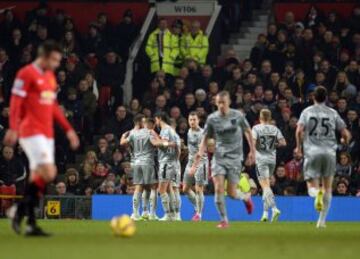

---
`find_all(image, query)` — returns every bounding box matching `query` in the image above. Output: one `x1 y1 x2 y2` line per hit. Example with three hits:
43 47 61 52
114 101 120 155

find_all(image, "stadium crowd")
0 3 360 215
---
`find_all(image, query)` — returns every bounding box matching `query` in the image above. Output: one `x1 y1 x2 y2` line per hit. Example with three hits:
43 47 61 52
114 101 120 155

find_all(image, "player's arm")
120 131 130 146
276 129 287 148
189 135 208 176
295 123 304 157
340 128 351 145
4 73 28 146
244 127 256 165
53 102 79 150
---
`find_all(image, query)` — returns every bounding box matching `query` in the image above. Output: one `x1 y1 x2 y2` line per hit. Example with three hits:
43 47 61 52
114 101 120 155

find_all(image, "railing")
41 195 92 219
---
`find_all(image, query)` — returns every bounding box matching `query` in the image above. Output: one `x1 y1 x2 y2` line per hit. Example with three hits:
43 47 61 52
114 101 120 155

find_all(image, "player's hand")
245 151 255 166
67 130 80 150
3 129 18 146
294 147 302 158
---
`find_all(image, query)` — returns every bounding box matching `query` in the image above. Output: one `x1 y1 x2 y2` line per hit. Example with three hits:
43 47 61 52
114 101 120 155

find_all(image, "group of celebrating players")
4 41 352 236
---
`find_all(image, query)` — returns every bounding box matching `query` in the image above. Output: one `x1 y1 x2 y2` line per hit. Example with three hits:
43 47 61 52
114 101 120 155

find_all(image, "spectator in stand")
0 146 25 214
0 48 15 103
146 18 178 76
116 9 138 60
334 71 357 100
334 181 350 196
274 164 295 195
96 50 125 107
336 152 353 178
61 30 81 58
181 20 209 66
102 106 133 138
96 137 112 164
224 66 242 96
63 88 83 131
55 181 68 196
65 168 82 195
83 23 107 57
128 98 142 116
285 150 303 181
78 79 97 143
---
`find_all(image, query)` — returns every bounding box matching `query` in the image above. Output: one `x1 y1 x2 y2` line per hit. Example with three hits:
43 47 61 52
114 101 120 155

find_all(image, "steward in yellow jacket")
180 21 209 65
145 19 179 75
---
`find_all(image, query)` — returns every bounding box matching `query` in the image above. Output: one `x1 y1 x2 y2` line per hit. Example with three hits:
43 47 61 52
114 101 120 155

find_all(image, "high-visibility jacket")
172 33 183 76
180 30 209 65
145 28 179 75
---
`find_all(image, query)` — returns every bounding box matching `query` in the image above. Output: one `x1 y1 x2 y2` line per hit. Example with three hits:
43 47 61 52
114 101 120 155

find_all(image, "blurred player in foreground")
295 86 351 228
183 112 208 221
4 41 79 236
120 114 159 221
252 109 286 222
191 91 255 228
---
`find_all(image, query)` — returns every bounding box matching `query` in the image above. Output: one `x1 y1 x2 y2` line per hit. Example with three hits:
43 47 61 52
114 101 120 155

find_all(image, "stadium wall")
92 195 360 221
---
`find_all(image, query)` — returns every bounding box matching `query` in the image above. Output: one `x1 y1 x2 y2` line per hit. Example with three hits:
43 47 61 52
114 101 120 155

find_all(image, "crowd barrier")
92 195 360 221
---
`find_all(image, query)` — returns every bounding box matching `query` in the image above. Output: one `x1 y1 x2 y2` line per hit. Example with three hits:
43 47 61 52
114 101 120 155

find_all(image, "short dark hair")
145 117 155 124
189 111 198 117
314 86 328 103
38 40 62 57
154 112 169 124
133 114 145 124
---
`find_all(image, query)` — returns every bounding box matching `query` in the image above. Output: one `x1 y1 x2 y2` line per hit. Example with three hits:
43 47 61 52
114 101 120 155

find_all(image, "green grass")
1 220 360 259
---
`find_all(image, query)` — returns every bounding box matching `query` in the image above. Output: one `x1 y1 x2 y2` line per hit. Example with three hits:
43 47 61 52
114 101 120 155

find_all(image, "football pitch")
1 220 359 259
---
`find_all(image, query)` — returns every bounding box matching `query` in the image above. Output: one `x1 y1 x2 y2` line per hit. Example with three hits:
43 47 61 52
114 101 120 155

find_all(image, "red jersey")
9 63 73 138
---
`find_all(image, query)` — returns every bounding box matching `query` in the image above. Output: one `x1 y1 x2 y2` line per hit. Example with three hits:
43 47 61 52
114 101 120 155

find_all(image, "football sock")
187 190 197 210
196 192 204 216
214 193 228 222
169 191 176 214
318 192 332 225
149 189 157 216
308 187 319 198
264 187 276 210
132 191 141 216
160 193 170 214
234 189 250 201
175 189 181 214
142 190 149 214
25 175 46 226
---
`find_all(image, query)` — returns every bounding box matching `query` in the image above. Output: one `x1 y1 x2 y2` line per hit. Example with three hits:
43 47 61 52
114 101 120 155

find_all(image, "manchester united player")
4 41 79 236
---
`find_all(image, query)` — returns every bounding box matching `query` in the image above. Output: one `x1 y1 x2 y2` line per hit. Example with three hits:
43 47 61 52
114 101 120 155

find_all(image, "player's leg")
316 153 336 228
131 165 143 221
227 167 253 215
304 155 323 211
9 136 56 236
158 163 172 221
149 184 158 220
317 175 333 228
173 162 182 221
213 173 228 228
183 164 197 214
141 187 150 219
193 163 208 221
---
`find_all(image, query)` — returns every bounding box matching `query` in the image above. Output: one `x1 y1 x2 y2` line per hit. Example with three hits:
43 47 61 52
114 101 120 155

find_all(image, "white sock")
160 193 170 214
149 189 157 216
214 193 228 222
234 189 250 201
142 190 149 214
318 192 332 225
196 192 204 216
132 191 141 216
169 191 176 214
175 189 181 213
264 187 277 209
308 187 319 198
187 190 197 211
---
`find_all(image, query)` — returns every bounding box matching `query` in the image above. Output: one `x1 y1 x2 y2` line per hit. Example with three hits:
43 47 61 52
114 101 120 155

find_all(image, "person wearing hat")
116 9 138 60
180 20 209 66
146 18 178 76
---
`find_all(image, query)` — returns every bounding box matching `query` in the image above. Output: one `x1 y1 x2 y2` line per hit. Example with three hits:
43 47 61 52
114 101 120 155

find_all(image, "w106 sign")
156 1 215 16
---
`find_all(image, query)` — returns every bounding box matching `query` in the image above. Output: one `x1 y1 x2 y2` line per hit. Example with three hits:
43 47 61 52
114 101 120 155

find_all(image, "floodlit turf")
1 220 360 259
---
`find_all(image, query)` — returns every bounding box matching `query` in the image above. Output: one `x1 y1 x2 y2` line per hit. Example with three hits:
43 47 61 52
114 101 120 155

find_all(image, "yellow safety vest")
180 30 209 65
145 28 179 75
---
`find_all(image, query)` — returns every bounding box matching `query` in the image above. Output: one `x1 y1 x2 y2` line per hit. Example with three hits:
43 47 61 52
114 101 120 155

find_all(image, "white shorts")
19 134 55 170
